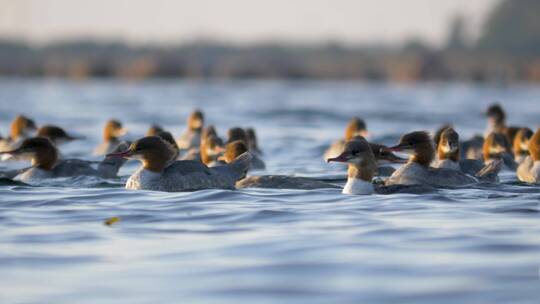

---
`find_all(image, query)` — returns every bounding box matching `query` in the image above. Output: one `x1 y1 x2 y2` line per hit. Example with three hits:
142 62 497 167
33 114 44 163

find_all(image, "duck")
326 136 378 194
516 128 540 184
220 139 265 169
385 131 500 187
93 119 128 155
462 103 520 160
177 110 204 153
107 136 251 192
200 133 225 167
226 127 265 169
484 103 520 143
0 137 127 183
36 125 83 145
513 127 533 164
146 124 165 137
245 127 263 155
433 127 500 177
483 132 517 170
323 117 368 160
0 115 38 152
236 137 405 190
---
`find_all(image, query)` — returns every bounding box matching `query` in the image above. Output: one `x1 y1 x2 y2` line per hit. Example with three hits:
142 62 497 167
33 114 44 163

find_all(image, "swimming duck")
516 127 540 184
433 127 500 177
324 117 368 160
146 124 165 137
225 127 265 169
37 125 82 145
385 131 500 187
245 127 263 155
177 110 204 152
483 132 517 170
220 139 265 169
327 136 377 194
108 136 251 192
0 137 127 183
236 137 404 190
484 103 520 143
0 115 37 152
200 133 225 166
462 103 520 160
94 119 128 155
513 127 533 164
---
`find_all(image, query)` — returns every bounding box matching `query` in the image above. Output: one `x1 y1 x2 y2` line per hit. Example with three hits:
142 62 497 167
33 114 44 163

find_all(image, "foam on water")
0 79 539 304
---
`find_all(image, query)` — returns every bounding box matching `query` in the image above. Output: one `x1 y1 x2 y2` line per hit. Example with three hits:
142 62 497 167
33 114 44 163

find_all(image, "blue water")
0 79 539 304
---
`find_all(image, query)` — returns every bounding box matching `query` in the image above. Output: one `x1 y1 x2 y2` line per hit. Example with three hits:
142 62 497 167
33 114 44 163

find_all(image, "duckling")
517 128 540 184
513 128 533 164
0 137 127 183
94 119 128 155
323 117 368 160
386 131 500 187
37 125 83 145
0 115 38 152
177 110 204 151
108 136 251 192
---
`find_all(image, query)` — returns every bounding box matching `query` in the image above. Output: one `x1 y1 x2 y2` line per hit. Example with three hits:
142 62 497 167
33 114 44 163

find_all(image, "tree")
477 0 540 55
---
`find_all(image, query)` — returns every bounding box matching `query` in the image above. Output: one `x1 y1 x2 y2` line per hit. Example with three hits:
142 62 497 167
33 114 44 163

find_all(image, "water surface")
0 79 539 304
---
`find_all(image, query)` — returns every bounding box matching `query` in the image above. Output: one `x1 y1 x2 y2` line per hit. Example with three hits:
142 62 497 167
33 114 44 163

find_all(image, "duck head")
344 117 368 141
386 131 434 167
37 125 80 144
187 110 204 131
437 127 460 161
107 136 175 172
10 115 37 140
513 127 533 156
103 119 127 142
0 137 57 170
327 136 377 181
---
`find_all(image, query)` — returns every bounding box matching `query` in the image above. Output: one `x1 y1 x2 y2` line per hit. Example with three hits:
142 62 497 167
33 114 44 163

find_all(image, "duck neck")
412 143 434 167
437 147 459 162
344 161 376 195
347 161 376 182
142 148 175 173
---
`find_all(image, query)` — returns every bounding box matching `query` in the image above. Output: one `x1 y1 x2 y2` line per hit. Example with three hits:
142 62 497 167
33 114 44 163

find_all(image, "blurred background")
0 0 539 83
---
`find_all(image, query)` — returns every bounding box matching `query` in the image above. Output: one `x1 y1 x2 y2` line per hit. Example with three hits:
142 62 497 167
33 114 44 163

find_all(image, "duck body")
2 138 127 183
12 157 125 183
387 162 478 187
236 175 339 190
126 153 250 192
111 136 251 192
126 160 239 191
342 177 374 195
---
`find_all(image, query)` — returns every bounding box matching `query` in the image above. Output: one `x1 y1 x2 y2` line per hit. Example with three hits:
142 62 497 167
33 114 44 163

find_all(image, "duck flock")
0 103 538 195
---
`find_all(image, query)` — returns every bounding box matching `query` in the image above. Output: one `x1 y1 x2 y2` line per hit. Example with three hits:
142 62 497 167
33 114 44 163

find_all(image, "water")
0 79 539 304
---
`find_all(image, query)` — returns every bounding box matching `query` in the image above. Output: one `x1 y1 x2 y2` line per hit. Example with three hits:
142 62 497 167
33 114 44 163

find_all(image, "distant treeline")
0 0 538 82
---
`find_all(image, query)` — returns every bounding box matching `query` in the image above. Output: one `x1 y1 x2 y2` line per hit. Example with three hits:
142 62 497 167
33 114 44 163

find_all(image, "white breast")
14 168 52 184
126 168 161 190
342 178 374 195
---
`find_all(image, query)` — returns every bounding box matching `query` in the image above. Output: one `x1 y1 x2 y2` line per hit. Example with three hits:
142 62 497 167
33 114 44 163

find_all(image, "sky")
0 0 500 46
